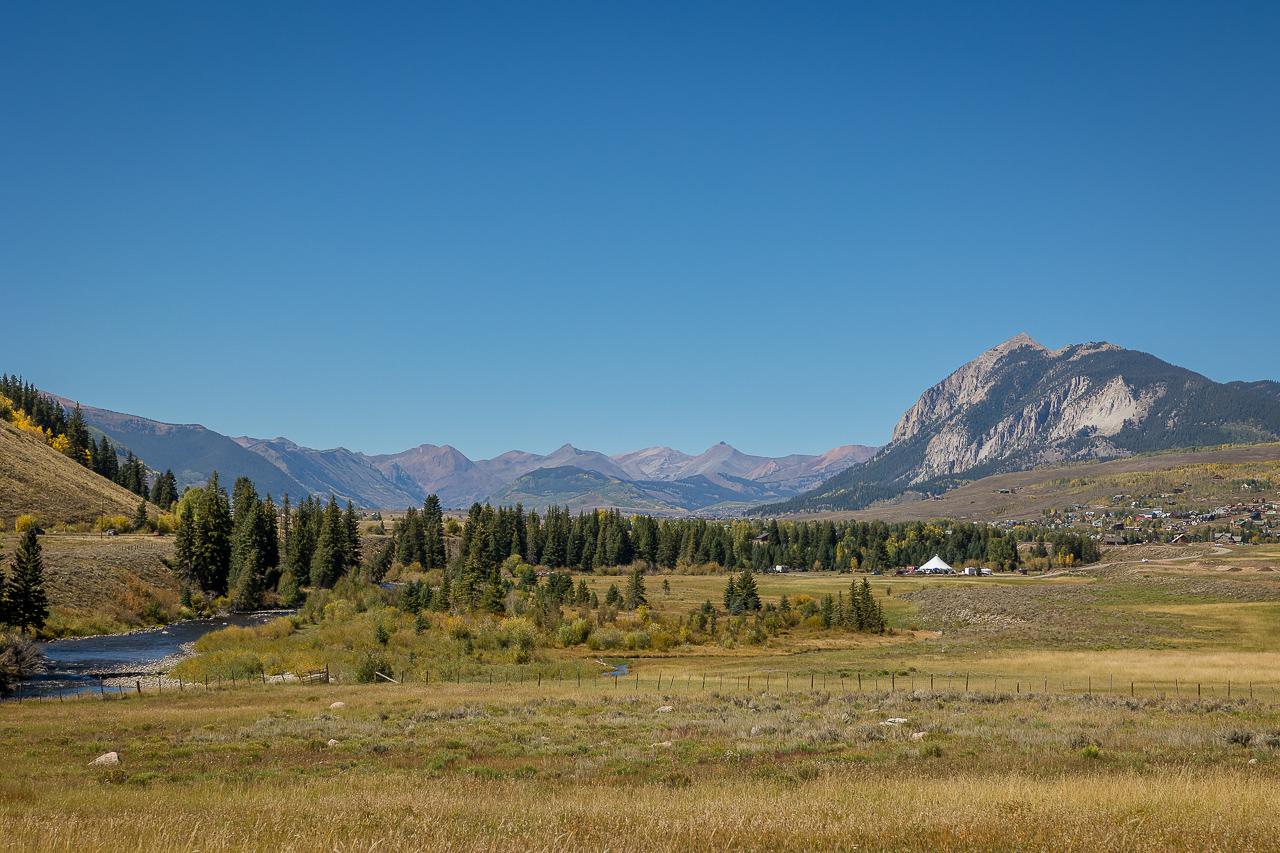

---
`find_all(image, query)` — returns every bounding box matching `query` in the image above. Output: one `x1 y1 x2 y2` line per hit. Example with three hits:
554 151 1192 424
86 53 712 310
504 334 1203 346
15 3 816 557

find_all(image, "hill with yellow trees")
0 416 152 530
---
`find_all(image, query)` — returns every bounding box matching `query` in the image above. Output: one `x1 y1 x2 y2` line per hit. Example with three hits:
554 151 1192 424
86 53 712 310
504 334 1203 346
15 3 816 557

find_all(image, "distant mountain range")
52 395 877 512
759 334 1280 514
52 333 1278 517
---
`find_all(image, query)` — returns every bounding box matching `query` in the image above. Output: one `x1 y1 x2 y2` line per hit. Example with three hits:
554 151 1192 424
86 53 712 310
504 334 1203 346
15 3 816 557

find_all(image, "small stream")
16 611 287 699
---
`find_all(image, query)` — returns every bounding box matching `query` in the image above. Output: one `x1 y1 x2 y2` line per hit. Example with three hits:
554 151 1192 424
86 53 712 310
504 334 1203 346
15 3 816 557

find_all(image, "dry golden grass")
0 419 152 529
0 533 182 636
7 679 1280 852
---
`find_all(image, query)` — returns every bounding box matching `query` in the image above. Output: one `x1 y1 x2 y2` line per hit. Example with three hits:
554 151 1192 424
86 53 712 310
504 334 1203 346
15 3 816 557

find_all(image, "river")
16 611 287 699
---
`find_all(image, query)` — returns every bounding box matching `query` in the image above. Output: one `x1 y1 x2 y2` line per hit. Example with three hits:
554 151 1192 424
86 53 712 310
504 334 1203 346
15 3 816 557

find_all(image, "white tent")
919 554 952 572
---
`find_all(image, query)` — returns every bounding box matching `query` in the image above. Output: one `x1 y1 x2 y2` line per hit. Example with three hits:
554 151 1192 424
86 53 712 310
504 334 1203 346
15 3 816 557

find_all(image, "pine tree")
65 404 91 466
480 567 506 616
132 499 149 532
174 499 196 586
344 500 361 570
434 568 452 612
198 473 233 595
310 496 346 589
723 576 738 611
736 568 760 611
8 528 49 633
625 565 647 610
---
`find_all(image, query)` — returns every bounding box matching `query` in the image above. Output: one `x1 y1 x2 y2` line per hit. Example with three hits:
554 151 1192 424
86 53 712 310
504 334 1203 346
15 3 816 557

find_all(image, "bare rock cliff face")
890 335 1155 484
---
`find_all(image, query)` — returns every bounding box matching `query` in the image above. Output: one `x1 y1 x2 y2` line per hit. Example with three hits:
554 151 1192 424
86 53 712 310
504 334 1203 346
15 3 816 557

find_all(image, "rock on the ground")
327 739 340 747
329 701 346 709
89 752 119 766
655 705 673 713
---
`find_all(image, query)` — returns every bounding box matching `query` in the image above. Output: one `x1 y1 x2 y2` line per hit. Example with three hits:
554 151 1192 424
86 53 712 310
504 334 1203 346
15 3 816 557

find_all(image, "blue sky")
3 2 1277 460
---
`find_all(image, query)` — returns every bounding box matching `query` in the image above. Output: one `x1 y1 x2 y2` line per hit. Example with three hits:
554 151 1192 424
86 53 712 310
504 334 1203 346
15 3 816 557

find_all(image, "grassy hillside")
0 418 153 529
786 443 1280 523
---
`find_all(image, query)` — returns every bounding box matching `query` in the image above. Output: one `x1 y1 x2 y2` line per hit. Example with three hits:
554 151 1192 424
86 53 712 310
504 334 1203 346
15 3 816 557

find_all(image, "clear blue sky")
3 2 1278 460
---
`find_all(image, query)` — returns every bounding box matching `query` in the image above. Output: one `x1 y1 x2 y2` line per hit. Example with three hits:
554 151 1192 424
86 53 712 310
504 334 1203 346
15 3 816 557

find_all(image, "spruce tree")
344 501 361 570
132 499 149 532
736 568 760 611
309 496 345 589
8 528 49 634
625 565 647 610
174 499 196 586
723 576 738 611
65 404 91 466
481 567 506 616
434 568 452 612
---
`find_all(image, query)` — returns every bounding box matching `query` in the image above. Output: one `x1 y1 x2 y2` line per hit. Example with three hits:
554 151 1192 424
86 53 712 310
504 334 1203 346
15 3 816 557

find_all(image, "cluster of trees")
1024 531 1101 566
0 375 75 441
175 473 286 609
811 578 887 632
391 496 447 569
0 528 50 634
282 494 361 596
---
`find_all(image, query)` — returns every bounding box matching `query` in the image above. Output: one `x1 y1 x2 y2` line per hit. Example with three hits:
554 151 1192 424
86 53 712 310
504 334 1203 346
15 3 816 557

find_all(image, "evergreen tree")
7 528 49 634
481 566 506 616
65 404 91 466
197 473 233 595
310 496 346 589
625 565 647 610
723 576 738 611
174 498 196 586
344 500 361 570
228 544 264 611
132 499 149 532
736 568 760 611
434 568 452 612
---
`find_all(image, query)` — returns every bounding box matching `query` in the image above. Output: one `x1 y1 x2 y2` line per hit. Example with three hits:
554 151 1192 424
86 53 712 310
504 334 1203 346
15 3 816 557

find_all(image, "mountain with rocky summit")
759 334 1280 514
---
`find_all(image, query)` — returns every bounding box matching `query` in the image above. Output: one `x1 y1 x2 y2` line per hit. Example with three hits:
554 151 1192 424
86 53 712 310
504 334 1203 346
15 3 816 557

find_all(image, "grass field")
0 533 182 637
10 544 1280 850
6 674 1280 852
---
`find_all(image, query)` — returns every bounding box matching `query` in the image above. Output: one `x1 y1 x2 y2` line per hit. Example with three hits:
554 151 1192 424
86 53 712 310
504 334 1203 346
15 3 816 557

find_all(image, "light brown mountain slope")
0 418 151 528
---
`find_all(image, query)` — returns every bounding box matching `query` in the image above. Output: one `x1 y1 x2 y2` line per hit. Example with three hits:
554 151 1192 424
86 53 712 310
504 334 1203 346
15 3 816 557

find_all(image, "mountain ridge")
758 334 1280 515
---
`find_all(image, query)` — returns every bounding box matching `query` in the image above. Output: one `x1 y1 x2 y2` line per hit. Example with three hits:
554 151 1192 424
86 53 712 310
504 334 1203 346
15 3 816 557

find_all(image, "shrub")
1081 744 1102 759
15 514 37 533
355 652 392 684
555 618 591 647
589 626 624 650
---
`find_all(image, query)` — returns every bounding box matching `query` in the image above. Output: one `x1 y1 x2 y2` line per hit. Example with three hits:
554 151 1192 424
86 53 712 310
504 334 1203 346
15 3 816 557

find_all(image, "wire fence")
11 665 1280 708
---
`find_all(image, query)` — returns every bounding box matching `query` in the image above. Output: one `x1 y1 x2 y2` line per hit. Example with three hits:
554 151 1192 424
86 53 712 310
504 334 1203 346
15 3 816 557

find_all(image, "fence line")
10 666 1280 708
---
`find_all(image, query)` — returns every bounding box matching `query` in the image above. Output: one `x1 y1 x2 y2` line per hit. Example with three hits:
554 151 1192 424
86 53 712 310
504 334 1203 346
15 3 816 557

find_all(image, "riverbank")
13 611 294 699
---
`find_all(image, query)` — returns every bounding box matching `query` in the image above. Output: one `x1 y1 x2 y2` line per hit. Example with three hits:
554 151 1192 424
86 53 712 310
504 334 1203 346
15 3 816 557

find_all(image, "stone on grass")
655 705 673 713
329 701 346 709
327 739 340 747
90 752 120 766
